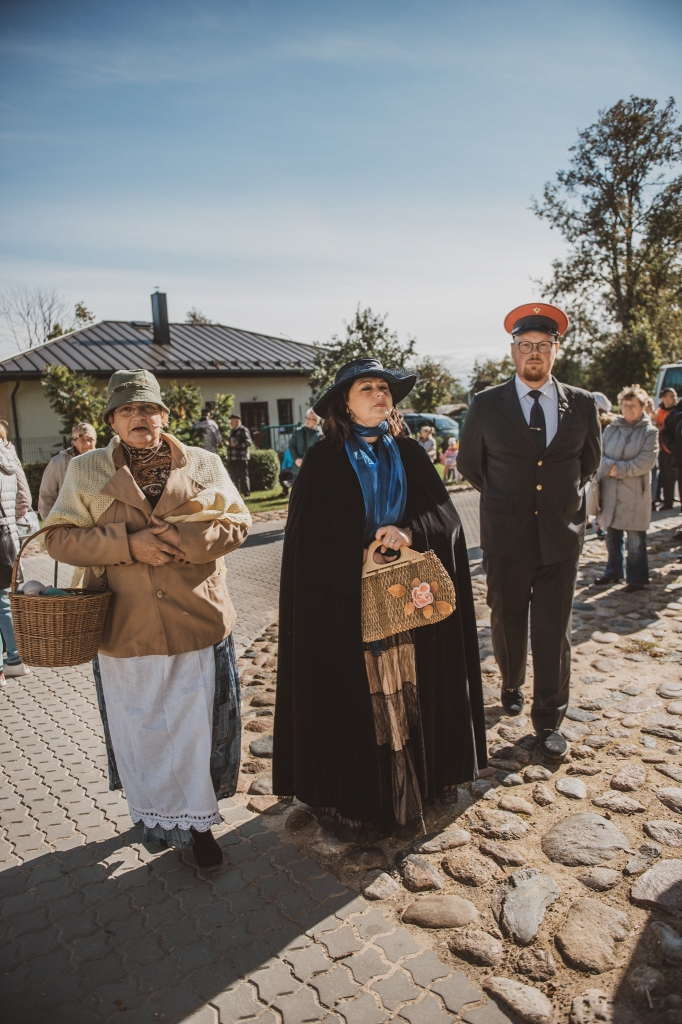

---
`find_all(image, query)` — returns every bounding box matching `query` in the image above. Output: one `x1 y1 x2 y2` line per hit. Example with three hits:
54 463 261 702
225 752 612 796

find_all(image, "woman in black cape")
272 359 487 828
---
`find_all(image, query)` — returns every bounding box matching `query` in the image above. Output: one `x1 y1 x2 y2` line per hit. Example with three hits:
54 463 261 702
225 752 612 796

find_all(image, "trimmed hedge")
22 462 48 510
247 449 280 491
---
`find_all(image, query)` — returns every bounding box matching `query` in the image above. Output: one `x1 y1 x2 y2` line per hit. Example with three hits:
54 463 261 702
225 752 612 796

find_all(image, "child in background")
440 437 460 483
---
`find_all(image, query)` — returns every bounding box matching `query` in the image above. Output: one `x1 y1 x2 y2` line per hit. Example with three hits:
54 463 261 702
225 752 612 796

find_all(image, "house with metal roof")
0 293 316 461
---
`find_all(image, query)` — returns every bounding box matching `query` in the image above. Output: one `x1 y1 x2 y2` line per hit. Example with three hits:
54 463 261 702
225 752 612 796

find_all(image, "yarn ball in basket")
20 579 46 596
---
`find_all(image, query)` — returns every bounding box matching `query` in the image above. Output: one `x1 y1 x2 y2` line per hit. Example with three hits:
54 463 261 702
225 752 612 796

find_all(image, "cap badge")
533 307 541 313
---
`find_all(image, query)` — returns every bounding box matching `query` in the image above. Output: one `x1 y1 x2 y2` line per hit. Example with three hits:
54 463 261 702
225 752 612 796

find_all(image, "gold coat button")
156 590 164 598
537 460 543 466
535 510 538 515
536 484 542 490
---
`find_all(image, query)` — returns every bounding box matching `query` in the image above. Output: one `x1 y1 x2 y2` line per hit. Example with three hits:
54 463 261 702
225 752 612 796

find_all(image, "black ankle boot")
537 729 568 761
191 828 223 868
501 687 525 716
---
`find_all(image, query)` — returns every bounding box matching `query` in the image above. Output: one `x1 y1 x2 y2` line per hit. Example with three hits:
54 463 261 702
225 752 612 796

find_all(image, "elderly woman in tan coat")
45 370 251 867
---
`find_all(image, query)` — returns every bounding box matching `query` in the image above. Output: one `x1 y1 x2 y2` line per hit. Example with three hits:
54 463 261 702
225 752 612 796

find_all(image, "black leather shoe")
594 576 620 586
191 828 223 868
622 584 645 593
537 730 568 761
501 687 525 716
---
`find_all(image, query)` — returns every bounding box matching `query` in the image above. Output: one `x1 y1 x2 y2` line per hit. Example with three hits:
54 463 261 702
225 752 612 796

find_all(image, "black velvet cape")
272 435 487 825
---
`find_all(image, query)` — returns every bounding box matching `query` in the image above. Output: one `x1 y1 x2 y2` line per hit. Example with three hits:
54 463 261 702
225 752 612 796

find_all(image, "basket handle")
362 540 425 579
11 524 70 594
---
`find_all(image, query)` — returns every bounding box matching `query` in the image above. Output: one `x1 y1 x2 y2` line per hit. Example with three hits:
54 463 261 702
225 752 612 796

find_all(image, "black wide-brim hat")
312 358 418 418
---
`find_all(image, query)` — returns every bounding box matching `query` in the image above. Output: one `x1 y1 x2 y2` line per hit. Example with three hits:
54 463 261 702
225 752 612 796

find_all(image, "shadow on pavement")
1 812 359 1024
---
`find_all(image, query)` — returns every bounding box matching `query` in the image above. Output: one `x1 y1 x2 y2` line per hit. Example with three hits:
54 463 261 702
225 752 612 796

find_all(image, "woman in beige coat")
45 369 251 867
595 385 658 593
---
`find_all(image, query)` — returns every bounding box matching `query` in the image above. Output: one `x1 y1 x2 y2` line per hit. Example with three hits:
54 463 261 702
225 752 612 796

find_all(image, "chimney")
151 291 170 345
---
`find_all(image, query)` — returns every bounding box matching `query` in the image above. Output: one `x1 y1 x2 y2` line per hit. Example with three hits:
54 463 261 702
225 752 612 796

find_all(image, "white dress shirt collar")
514 375 556 400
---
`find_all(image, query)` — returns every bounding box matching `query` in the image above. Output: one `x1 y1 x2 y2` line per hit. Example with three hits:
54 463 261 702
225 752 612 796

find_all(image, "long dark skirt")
364 630 427 828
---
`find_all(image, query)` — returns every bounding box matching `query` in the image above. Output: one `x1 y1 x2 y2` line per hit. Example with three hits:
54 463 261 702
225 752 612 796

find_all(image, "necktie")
529 391 546 451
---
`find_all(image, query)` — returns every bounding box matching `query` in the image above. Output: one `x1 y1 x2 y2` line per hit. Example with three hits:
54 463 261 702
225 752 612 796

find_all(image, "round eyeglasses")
514 340 557 354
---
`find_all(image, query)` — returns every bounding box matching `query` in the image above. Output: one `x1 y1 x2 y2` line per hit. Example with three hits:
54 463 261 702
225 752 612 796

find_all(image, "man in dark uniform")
457 303 601 760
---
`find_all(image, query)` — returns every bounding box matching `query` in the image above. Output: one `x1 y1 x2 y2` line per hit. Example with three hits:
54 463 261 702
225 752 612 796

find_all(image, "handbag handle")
11 524 68 593
362 539 426 579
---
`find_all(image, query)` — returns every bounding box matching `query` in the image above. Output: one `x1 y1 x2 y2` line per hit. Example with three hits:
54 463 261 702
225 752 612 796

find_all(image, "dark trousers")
604 528 649 585
228 460 250 497
483 552 577 734
657 450 676 507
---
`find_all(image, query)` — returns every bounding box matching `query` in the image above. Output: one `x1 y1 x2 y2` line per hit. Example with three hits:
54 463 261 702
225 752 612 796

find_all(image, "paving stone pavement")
0 493 505 1024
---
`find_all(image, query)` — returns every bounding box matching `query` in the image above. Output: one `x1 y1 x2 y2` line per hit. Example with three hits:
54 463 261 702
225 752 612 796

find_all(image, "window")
277 399 294 425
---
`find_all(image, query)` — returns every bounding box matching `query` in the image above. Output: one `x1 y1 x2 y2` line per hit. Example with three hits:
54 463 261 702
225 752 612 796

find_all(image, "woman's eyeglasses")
514 340 557 354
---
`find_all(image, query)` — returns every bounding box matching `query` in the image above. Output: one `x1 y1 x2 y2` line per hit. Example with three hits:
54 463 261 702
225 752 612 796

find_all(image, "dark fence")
14 435 64 463
258 423 299 456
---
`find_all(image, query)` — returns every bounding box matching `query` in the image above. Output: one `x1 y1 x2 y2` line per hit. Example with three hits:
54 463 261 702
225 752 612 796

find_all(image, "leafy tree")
211 392 236 458
469 356 514 393
590 316 662 397
74 302 96 327
533 95 682 372
310 306 417 397
41 365 107 440
185 308 213 324
409 357 462 412
160 381 204 443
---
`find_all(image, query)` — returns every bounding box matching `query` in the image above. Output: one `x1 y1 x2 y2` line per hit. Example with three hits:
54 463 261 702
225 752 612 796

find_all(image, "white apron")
97 646 221 832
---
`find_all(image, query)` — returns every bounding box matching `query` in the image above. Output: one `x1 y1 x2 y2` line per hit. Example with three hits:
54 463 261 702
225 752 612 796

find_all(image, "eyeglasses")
514 340 557 354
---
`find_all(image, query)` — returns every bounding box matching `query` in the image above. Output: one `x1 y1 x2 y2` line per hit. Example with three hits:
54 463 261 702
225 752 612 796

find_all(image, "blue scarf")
345 421 407 543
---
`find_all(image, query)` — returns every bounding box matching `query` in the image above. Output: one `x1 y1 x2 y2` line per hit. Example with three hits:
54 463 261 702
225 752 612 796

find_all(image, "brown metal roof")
0 321 316 379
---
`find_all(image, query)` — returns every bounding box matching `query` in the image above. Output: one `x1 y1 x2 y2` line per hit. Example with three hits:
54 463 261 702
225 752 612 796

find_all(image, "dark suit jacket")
457 377 601 564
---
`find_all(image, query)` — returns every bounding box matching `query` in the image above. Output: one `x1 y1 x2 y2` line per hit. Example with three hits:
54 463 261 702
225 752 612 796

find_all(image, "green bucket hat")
104 369 170 419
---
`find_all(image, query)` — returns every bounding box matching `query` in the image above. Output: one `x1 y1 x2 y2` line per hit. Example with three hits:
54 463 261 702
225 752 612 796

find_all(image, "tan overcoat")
45 435 249 658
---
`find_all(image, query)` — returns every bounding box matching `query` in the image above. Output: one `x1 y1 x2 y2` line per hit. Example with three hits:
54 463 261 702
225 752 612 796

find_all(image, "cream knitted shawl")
44 434 251 579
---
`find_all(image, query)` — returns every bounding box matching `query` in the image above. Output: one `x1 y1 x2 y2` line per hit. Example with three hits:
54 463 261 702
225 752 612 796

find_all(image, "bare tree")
0 286 73 350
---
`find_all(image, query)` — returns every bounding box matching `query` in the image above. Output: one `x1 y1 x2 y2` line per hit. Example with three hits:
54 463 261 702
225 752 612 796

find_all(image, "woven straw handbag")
9 525 112 668
361 540 456 643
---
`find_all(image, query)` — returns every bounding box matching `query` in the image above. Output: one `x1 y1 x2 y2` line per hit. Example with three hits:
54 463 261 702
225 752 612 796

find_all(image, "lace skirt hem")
129 809 223 832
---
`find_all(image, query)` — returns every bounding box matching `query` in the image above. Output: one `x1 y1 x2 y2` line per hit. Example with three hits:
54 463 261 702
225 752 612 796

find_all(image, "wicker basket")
9 526 112 668
361 541 456 643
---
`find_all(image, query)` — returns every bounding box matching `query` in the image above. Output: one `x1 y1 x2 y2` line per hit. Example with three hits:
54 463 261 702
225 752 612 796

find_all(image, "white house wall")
1 375 312 442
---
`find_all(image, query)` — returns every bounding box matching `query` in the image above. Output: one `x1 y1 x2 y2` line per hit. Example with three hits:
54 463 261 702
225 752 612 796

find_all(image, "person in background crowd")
586 393 614 539
440 437 460 483
457 302 601 762
417 425 437 462
278 448 295 497
0 421 33 678
274 358 486 830
44 369 251 867
38 422 97 520
227 413 252 498
595 385 658 593
193 406 222 454
288 409 323 481
653 388 678 510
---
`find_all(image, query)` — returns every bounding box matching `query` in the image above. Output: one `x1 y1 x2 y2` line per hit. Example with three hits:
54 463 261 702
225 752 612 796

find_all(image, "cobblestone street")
1 493 495 1024
5 491 680 1023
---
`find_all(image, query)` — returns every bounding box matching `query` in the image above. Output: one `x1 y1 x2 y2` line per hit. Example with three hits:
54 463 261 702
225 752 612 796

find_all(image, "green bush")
247 449 280 491
22 462 48 510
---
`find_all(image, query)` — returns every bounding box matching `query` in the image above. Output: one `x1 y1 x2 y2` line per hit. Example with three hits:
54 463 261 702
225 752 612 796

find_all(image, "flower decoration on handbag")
387 577 453 620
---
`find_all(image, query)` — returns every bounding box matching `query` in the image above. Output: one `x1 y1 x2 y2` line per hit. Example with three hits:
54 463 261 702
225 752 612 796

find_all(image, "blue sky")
1 0 681 380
